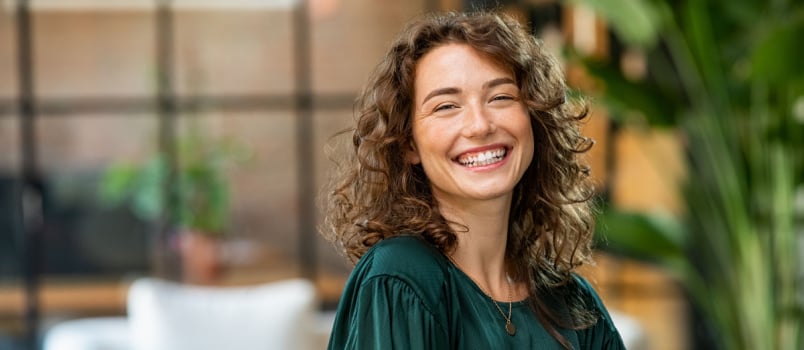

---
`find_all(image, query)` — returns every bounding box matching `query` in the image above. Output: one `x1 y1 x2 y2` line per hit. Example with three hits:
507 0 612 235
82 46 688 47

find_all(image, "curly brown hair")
321 11 597 347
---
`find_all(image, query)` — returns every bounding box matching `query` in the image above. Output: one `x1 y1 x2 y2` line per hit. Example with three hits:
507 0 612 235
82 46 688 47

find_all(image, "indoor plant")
563 0 803 348
99 124 250 284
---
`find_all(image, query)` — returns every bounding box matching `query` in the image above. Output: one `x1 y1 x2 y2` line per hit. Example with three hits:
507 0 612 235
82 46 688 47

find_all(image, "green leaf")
681 0 731 110
567 0 663 48
98 163 138 205
582 58 680 126
595 207 685 264
751 16 804 84
129 155 166 222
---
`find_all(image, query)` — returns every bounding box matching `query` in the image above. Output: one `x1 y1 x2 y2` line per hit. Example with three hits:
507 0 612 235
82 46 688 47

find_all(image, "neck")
437 194 512 298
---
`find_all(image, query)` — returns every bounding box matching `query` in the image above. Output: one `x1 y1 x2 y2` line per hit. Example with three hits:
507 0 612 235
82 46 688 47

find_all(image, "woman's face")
408 43 534 206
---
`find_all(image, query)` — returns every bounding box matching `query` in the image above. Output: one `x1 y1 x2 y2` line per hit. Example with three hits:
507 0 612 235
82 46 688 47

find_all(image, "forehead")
414 43 513 85
417 43 509 71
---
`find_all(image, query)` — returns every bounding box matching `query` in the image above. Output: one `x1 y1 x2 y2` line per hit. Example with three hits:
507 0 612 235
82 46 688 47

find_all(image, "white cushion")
43 317 131 350
609 310 649 350
127 278 317 350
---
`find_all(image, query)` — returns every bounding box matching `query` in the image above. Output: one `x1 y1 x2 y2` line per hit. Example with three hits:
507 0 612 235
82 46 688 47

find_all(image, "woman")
322 11 625 349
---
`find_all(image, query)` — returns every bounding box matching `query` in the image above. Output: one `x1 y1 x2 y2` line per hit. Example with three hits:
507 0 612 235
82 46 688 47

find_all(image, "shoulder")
572 274 627 348
328 236 453 347
572 274 611 316
572 274 600 300
359 235 450 281
353 235 450 305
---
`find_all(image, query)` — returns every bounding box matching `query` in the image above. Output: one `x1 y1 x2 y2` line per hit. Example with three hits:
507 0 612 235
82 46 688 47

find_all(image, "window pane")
174 10 294 96
311 0 426 94
36 113 159 278
0 8 15 100
176 110 301 281
33 11 155 99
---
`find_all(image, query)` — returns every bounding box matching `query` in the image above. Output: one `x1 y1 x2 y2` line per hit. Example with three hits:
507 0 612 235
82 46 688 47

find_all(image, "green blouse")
327 235 626 349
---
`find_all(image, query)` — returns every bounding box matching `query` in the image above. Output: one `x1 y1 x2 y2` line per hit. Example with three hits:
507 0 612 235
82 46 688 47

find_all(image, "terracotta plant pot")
177 230 224 285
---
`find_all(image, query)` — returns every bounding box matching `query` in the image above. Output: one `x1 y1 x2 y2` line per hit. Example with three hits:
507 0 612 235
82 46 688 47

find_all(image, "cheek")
412 125 448 158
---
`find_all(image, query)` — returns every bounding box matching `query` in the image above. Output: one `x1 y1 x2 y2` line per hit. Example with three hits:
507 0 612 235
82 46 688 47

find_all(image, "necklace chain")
448 256 517 336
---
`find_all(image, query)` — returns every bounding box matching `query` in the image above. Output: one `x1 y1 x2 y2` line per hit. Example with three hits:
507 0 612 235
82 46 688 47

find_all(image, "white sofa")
43 278 329 350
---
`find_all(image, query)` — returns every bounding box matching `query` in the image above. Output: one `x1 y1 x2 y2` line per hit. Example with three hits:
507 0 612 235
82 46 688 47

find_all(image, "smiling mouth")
455 147 508 168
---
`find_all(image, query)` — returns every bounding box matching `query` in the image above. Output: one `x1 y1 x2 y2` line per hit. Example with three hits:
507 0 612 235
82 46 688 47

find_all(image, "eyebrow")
484 77 517 89
421 87 460 106
420 77 518 106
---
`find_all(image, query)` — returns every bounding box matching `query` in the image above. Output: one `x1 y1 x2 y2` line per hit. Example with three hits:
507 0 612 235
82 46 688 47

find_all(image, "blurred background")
0 0 801 349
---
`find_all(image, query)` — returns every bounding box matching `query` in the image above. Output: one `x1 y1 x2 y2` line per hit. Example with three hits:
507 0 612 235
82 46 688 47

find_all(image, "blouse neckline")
441 253 530 305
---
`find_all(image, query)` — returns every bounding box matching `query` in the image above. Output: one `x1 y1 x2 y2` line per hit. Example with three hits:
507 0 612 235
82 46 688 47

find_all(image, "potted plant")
561 0 803 348
99 124 250 284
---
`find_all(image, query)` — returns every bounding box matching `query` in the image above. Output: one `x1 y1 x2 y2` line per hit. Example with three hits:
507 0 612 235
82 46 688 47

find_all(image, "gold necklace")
448 257 517 336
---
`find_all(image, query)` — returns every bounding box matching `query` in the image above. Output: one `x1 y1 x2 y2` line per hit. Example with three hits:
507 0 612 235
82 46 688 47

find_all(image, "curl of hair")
321 11 597 348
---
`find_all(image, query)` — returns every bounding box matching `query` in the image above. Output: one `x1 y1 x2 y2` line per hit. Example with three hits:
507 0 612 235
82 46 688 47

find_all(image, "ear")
405 140 421 164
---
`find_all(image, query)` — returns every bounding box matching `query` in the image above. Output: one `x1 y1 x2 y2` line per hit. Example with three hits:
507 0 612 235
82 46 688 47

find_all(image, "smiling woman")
321 11 625 350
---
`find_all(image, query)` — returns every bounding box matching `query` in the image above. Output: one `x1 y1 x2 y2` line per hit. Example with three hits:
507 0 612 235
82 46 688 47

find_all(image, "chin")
466 187 515 200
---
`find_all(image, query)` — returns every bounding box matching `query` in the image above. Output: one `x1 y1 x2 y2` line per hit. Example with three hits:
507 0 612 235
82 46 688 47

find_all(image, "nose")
461 105 496 138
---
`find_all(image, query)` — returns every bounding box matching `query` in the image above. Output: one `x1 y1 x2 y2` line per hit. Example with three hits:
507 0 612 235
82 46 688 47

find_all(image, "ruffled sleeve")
330 275 448 349
327 236 452 350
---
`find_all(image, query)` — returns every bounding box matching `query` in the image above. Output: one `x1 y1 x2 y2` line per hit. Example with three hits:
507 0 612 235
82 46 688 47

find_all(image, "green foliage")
566 0 803 348
595 205 684 265
99 128 250 236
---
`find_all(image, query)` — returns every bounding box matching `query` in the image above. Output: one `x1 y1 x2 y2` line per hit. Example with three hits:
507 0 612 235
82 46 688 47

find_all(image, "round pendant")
505 322 516 336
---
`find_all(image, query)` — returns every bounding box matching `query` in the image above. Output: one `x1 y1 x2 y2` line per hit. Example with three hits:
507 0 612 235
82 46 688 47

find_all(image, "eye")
434 103 458 112
490 95 515 102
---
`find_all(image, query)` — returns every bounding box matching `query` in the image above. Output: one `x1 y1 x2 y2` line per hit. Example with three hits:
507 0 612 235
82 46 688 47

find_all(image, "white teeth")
457 148 506 167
